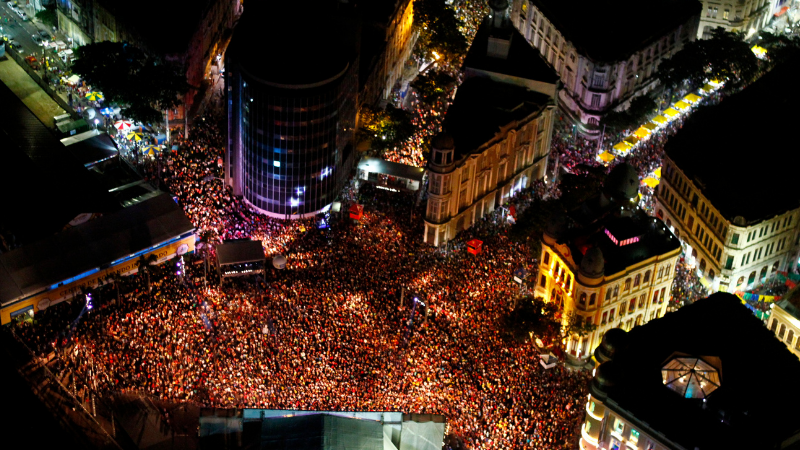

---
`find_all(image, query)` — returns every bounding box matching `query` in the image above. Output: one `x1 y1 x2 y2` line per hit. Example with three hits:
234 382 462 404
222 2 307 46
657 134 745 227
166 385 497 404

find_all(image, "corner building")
225 3 357 218
423 0 559 246
581 294 800 450
654 58 800 292
536 164 681 358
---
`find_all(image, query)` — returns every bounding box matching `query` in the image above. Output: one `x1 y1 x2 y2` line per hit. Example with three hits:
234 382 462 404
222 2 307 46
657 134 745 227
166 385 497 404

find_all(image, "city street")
1 4 69 72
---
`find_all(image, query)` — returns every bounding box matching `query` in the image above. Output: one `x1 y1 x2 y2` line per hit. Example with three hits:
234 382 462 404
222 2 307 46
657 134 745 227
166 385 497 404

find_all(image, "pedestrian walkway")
0 57 65 128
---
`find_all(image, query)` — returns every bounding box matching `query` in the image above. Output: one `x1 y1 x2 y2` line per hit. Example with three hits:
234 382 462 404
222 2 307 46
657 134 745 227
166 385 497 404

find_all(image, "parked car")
31 34 43 46
38 30 51 40
16 9 27 20
24 55 39 70
7 38 21 52
5 1 17 10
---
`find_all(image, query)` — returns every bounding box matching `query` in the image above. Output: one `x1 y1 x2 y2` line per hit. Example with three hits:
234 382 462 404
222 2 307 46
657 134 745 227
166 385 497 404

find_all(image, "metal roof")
216 240 266 266
357 157 425 182
0 194 194 306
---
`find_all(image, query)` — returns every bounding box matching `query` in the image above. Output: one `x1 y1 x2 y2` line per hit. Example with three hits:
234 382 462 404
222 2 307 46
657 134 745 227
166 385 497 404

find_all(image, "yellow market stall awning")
654 167 661 178
598 151 616 162
613 142 633 153
751 45 767 58
673 100 690 110
642 177 660 188
708 79 722 87
652 115 668 125
684 93 702 103
643 122 658 131
624 135 640 146
634 126 651 139
663 108 679 118
699 83 715 93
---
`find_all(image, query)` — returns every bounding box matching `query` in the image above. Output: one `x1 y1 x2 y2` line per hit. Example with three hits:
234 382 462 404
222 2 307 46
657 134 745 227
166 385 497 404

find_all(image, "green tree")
563 310 597 341
658 28 760 93
411 70 455 104
413 0 468 61
501 296 560 343
358 104 414 151
72 42 187 124
758 32 800 67
601 94 658 132
35 6 57 29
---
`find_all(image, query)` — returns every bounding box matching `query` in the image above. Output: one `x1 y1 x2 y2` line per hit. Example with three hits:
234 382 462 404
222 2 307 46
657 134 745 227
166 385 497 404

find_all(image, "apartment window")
589 293 596 306
731 233 739 245
543 252 550 265
634 274 641 287
624 278 632 291
712 7 718 18
592 74 604 88
601 311 608 325
628 298 636 313
540 274 547 287
605 290 613 300
579 293 587 306
664 264 671 276
638 294 646 309
630 429 640 444
644 270 651 283
613 417 625 434
723 9 729 19
590 94 601 107
725 256 734 270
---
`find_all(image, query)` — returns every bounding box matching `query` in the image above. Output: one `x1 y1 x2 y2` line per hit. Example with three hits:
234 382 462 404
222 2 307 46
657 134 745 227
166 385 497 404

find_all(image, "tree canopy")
358 104 414 151
501 296 560 343
601 94 658 132
411 70 456 104
413 0 468 60
657 28 760 91
72 42 187 124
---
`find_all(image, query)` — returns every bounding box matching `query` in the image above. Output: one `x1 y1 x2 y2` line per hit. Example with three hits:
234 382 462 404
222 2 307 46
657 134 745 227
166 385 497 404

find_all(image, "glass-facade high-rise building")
225 3 357 218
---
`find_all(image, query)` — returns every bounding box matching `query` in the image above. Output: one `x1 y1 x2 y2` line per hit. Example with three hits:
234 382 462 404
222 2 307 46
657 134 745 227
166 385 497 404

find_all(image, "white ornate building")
508 0 700 135
696 0 779 39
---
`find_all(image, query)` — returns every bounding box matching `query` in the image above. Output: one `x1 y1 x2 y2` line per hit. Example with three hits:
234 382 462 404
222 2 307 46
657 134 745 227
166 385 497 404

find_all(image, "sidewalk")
0 56 65 128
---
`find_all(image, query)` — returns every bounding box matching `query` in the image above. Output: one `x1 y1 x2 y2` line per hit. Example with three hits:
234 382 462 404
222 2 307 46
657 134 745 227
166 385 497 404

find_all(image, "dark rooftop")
229 1 358 86
463 16 558 84
260 414 383 450
530 0 701 62
665 57 800 223
61 132 120 167
0 81 119 246
598 293 800 449
0 194 194 306
358 156 425 181
444 77 552 159
565 210 681 276
217 240 266 266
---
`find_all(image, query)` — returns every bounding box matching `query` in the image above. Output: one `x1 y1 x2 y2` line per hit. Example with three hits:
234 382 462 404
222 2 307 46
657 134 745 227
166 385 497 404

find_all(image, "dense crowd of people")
15 108 589 449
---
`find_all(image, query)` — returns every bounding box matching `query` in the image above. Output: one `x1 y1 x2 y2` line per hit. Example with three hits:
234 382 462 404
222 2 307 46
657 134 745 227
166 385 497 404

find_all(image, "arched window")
579 293 587 306
736 276 744 286
565 274 572 289
624 278 632 290
628 298 636 312
788 330 795 345
589 293 596 305
658 267 665 279
638 294 646 308
772 260 779 274
779 324 786 340
613 286 619 297
644 270 651 283
691 249 698 259
664 265 671 276
666 218 672 227
770 319 778 332
760 266 768 281
748 271 756 284
543 252 550 265
634 274 641 287
551 288 557 301
699 259 706 273
674 229 680 238
605 290 612 300
708 269 715 280
657 209 664 218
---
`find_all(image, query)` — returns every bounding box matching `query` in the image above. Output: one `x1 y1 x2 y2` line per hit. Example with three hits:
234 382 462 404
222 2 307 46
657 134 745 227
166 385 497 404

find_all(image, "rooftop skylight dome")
661 353 721 399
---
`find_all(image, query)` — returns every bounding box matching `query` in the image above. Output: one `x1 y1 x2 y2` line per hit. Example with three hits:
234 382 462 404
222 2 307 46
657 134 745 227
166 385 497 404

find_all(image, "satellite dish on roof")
273 254 287 270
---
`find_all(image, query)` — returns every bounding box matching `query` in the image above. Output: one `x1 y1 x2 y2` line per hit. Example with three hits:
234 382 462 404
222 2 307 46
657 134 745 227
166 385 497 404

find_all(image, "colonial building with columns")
654 59 800 293
508 0 700 135
423 0 558 246
535 164 681 358
696 0 778 39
